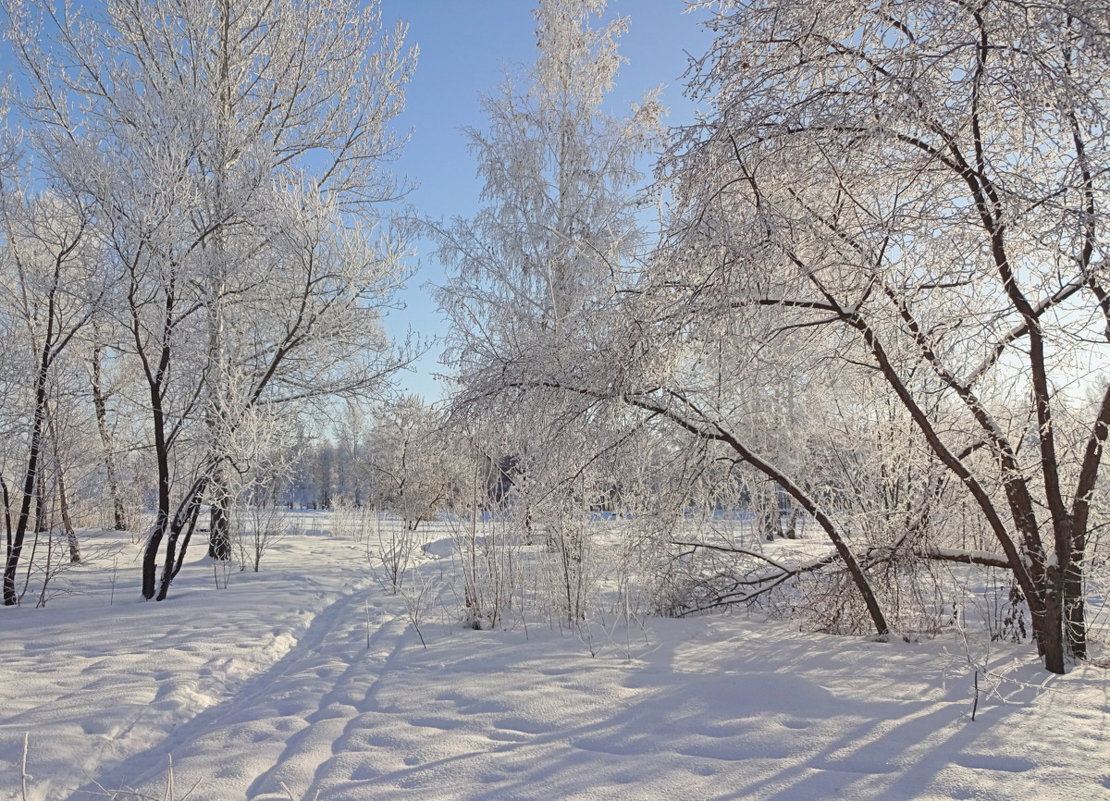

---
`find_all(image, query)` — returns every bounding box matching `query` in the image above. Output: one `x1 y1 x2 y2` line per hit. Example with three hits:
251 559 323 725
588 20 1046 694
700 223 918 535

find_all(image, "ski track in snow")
63 585 411 800
3 525 1110 801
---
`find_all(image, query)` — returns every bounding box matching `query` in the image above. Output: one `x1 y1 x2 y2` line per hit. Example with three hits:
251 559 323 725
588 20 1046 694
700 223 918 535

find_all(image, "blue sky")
378 1 712 400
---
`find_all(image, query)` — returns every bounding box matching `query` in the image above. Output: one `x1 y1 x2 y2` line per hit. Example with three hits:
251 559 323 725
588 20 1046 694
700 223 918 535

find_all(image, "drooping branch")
504 377 891 637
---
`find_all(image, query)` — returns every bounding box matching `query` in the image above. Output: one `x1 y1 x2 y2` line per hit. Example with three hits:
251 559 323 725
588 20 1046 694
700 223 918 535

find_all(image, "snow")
4 520 1110 801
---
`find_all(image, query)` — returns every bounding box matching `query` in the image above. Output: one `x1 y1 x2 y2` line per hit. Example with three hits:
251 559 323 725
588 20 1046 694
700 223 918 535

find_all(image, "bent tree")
659 0 1109 672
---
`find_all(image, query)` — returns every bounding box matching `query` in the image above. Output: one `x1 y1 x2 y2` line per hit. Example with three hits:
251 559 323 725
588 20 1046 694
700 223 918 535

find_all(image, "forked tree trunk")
158 478 208 600
141 385 173 600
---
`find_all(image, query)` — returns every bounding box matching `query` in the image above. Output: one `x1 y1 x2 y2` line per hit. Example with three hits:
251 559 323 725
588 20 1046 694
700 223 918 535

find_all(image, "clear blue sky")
378 1 712 401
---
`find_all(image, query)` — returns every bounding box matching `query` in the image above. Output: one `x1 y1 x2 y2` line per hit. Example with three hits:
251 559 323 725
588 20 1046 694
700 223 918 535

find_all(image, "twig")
109 556 118 606
21 732 29 801
972 669 979 721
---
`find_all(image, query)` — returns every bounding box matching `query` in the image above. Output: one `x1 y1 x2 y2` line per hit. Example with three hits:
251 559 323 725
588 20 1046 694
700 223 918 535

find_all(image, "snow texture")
3 520 1109 800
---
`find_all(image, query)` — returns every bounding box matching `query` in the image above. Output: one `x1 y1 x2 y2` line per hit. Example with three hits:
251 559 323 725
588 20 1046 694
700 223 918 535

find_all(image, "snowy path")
63 585 414 800
66 603 1110 801
5 529 1110 801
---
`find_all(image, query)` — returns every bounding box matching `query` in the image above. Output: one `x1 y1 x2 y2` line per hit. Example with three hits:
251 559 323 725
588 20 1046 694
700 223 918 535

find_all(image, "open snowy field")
3 518 1110 801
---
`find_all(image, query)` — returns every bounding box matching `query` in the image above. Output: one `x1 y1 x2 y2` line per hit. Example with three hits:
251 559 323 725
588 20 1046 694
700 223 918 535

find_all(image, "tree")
435 0 665 626
87 329 134 532
0 187 106 605
648 0 1110 672
367 396 460 533
437 0 660 381
7 0 415 599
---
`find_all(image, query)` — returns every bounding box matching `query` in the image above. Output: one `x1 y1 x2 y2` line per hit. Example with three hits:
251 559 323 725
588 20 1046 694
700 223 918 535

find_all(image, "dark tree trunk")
1 478 11 560
1064 564 1086 660
172 495 206 581
141 398 172 600
158 477 208 599
207 468 232 561
142 519 168 600
3 364 51 606
1041 564 1066 674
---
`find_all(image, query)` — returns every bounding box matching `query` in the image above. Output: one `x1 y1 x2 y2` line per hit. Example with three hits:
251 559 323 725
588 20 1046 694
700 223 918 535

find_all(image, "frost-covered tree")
436 0 661 623
5 0 415 599
0 188 107 605
438 0 660 382
455 0 1110 673
87 325 137 533
645 0 1110 672
366 396 463 532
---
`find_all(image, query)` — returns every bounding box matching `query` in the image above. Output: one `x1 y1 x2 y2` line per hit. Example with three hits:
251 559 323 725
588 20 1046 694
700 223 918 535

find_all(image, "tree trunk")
141 396 173 600
1041 563 1066 674
710 424 890 636
47 413 80 564
1 477 11 560
34 470 48 535
142 517 168 600
207 467 232 560
784 504 801 540
159 479 208 599
3 370 50 606
172 502 205 581
57 463 79 564
91 346 129 531
1065 510 1091 660
1064 572 1086 660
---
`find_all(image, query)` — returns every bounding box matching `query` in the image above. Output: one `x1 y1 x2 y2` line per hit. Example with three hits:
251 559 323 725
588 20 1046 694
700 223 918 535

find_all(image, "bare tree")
6 0 416 599
646 0 1110 672
367 396 463 533
436 0 662 625
0 188 105 605
88 334 132 532
437 0 660 377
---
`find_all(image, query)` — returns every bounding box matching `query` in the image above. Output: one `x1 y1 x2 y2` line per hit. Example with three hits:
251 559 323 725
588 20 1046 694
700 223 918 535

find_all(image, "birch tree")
438 0 660 383
88 330 134 532
435 0 663 625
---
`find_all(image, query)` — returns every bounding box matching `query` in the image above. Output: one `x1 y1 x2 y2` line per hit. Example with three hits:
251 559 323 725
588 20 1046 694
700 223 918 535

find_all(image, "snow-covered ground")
3 518 1110 801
